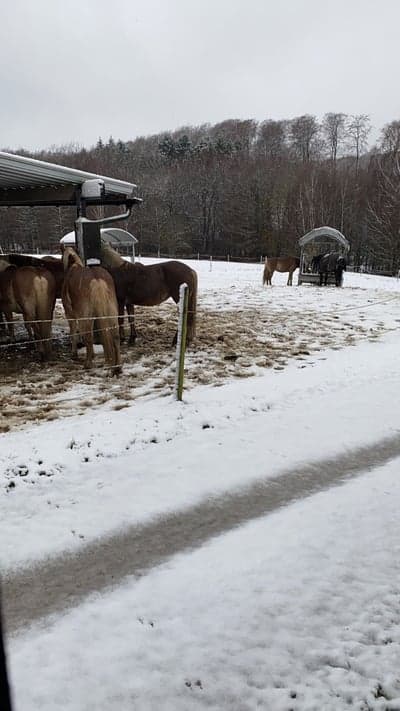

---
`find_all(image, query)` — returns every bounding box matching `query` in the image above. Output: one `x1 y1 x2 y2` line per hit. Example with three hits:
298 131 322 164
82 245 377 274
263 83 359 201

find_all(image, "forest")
1 112 400 272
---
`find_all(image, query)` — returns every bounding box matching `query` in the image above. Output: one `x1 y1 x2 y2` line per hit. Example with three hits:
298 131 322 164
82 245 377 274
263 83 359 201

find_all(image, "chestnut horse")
62 247 121 374
2 253 64 298
0 265 56 359
100 244 198 345
263 256 300 286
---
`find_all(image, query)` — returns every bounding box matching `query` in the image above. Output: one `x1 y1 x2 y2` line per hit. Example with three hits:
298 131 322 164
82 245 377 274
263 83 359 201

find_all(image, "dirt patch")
0 299 386 432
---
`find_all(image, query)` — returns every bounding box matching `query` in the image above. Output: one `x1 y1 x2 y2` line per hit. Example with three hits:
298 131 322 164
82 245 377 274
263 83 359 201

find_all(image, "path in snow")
4 431 400 636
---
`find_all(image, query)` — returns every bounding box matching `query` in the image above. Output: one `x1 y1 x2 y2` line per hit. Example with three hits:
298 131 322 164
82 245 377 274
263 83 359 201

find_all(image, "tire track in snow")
4 432 400 635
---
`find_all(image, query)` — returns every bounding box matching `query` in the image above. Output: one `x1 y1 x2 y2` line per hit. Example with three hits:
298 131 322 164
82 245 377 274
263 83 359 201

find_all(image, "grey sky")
1 0 399 150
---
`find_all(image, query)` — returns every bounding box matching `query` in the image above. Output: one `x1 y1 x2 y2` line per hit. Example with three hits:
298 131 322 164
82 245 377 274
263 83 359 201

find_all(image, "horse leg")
287 271 293 286
82 319 94 369
68 319 79 360
127 304 137 345
118 301 125 342
4 310 15 341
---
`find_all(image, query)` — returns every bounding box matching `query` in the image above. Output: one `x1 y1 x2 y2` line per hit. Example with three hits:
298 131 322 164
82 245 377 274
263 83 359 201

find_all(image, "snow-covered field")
2 261 400 710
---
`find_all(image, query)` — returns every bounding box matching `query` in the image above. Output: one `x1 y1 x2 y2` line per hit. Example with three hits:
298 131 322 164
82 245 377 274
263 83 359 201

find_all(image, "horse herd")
263 251 347 287
0 245 197 374
0 245 346 373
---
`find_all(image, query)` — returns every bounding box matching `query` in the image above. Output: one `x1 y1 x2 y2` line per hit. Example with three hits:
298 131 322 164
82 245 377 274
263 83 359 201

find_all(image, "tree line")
1 112 400 272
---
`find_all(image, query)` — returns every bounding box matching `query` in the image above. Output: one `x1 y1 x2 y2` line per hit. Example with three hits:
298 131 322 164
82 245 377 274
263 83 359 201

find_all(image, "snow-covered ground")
2 262 400 710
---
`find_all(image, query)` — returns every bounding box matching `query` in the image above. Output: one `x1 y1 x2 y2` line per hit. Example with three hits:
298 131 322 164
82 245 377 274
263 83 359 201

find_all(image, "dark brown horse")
101 245 198 345
62 247 121 374
319 252 347 287
0 264 56 359
263 256 300 286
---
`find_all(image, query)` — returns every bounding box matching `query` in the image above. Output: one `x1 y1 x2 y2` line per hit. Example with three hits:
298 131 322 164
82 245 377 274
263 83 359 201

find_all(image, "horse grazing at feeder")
319 252 347 287
61 247 121 374
100 244 198 345
263 256 300 286
0 264 57 360
2 253 64 298
311 254 325 273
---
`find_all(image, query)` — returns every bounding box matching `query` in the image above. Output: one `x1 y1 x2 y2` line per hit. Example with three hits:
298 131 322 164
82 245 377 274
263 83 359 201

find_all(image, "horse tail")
100 318 122 375
187 268 198 342
33 271 56 360
92 280 122 375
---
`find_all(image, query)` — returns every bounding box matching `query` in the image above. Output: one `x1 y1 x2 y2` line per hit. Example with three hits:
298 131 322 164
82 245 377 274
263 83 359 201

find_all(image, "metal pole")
174 283 189 401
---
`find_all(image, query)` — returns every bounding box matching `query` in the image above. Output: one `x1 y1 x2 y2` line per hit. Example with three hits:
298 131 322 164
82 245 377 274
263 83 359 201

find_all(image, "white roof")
299 227 350 251
61 228 138 247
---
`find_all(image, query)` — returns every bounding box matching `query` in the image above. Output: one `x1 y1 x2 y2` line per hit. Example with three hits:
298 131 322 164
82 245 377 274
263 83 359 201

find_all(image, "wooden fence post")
174 283 189 401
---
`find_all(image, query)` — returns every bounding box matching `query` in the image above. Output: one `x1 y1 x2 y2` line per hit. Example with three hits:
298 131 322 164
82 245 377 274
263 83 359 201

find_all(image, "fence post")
174 283 189 401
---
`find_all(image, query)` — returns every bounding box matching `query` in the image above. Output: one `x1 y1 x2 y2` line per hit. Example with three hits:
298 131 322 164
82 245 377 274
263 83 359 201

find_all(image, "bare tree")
289 115 320 162
346 114 371 173
322 112 347 163
380 119 400 156
367 152 400 271
256 120 288 161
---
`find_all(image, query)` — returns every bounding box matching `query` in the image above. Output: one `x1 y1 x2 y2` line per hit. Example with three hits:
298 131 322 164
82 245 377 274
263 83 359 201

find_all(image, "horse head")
62 246 83 271
100 243 125 268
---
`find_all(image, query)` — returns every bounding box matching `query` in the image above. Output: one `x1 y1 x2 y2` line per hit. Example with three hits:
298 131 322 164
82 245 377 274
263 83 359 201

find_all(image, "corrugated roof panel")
0 151 136 196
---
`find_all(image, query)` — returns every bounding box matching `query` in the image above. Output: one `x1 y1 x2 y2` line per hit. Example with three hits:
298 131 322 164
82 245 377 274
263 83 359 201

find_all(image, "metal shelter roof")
299 226 350 251
61 228 138 247
0 151 141 207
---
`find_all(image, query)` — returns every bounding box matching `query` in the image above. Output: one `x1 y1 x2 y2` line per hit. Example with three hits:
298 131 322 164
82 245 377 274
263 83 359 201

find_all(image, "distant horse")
62 247 121 374
319 252 347 287
311 254 325 273
100 244 198 345
2 253 64 298
263 256 300 286
0 265 56 359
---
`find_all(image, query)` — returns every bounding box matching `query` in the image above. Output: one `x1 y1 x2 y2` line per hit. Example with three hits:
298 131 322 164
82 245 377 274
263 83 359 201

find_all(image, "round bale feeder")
298 226 350 286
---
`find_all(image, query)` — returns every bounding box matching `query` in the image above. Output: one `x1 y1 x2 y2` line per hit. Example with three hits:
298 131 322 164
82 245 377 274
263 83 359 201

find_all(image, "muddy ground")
0 296 387 432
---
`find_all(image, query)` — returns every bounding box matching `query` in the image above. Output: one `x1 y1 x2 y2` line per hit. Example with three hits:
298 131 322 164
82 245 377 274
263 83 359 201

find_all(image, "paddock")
0 257 397 432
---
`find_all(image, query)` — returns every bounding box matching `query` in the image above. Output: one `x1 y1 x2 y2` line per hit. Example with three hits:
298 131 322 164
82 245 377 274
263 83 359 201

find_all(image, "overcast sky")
1 0 399 151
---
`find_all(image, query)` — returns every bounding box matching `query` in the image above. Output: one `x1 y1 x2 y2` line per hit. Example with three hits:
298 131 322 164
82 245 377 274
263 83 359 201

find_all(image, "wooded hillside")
1 113 399 272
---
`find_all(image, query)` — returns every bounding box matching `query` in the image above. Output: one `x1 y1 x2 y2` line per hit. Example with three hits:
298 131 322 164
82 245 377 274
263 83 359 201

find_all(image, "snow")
2 261 400 709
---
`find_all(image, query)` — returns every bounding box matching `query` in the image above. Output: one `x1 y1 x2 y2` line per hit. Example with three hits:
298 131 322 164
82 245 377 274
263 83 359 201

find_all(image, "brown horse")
0 265 56 359
2 253 64 298
100 244 198 345
62 247 121 374
263 256 300 286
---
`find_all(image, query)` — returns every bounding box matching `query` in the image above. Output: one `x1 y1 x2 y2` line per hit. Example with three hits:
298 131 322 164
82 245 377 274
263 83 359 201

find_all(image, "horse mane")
100 243 125 268
62 247 83 270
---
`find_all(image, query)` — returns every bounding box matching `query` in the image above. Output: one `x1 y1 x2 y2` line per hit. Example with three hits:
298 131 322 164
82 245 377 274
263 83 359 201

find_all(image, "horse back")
109 260 196 306
13 266 56 303
63 264 117 316
265 257 299 273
